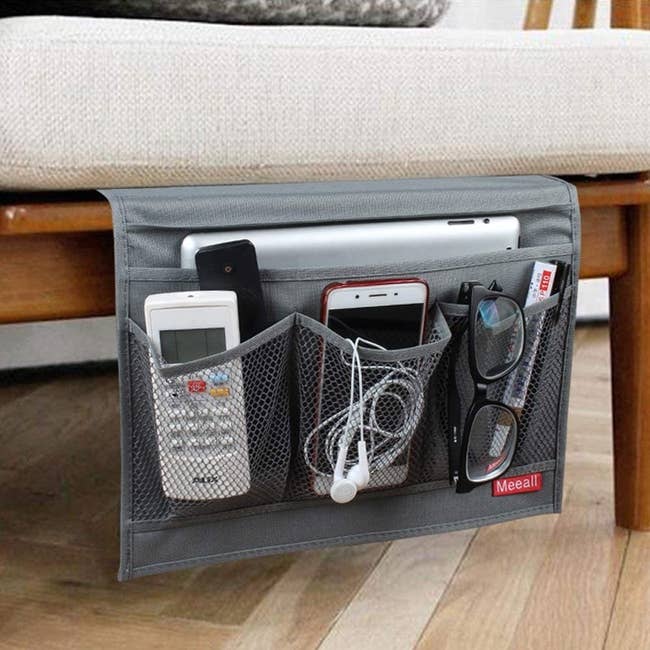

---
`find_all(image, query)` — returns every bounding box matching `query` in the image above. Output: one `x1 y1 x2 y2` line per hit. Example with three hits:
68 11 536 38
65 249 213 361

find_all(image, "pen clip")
550 261 571 323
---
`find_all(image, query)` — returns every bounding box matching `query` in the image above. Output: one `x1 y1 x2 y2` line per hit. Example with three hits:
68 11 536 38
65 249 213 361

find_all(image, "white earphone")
304 335 426 505
329 337 370 503
330 439 370 504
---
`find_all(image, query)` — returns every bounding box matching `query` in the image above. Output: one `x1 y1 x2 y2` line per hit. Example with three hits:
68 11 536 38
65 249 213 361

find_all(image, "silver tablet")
180 216 520 271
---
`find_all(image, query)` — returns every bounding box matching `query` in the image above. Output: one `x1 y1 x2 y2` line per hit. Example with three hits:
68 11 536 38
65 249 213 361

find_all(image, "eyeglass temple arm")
447 334 464 484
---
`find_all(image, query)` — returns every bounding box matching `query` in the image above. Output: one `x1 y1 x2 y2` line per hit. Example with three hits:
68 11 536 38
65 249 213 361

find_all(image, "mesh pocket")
290 306 451 500
439 289 572 476
420 309 469 483
127 316 293 521
508 292 572 467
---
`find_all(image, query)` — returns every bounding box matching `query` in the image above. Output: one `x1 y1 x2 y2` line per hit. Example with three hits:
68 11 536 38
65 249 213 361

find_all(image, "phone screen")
326 304 423 349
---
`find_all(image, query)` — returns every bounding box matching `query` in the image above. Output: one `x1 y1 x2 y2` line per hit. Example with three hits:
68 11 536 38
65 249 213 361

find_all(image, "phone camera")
355 294 360 299
483 218 490 224
224 265 234 274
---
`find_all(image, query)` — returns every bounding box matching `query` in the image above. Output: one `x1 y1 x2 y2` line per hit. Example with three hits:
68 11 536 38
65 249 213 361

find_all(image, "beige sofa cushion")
1 16 649 190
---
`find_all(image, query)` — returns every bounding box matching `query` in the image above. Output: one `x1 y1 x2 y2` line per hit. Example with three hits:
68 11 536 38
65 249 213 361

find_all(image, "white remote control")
144 291 251 501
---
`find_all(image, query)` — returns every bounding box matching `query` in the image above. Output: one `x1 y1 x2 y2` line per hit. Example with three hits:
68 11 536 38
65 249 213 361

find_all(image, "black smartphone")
195 239 266 341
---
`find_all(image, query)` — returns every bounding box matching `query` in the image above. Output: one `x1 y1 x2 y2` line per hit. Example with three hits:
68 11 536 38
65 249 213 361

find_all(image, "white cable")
303 337 426 489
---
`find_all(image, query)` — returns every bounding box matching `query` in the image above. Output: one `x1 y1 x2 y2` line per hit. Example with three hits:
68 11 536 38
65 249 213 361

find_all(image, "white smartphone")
321 279 429 349
313 279 429 494
180 217 520 271
144 291 250 501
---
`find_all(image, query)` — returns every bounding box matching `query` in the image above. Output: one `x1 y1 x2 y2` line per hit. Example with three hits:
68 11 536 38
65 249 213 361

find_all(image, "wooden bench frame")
1 0 649 531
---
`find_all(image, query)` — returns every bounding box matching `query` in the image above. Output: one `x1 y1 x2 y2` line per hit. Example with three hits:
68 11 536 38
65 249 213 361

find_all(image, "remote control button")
171 421 197 433
198 406 230 418
210 387 231 398
220 435 234 446
206 421 229 432
209 372 229 385
187 379 207 393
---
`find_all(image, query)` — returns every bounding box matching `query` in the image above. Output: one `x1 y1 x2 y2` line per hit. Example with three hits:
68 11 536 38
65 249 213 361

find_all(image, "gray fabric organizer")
103 175 580 580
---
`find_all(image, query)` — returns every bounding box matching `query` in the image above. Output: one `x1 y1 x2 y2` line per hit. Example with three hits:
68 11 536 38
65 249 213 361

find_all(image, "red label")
187 379 207 393
492 472 543 497
539 269 553 294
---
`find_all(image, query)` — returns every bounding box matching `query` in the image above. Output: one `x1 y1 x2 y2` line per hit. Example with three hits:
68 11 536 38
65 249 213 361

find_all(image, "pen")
550 261 572 323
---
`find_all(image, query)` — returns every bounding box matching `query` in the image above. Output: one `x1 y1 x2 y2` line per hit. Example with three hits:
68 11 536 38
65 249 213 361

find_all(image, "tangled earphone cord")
304 337 426 480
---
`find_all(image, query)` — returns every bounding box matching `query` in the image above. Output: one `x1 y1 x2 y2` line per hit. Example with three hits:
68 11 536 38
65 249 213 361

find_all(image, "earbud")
330 440 370 504
347 440 369 488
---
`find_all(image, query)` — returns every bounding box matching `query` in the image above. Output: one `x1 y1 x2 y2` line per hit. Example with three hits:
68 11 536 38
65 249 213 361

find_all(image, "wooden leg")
573 0 598 28
611 0 644 28
610 202 650 530
524 0 554 29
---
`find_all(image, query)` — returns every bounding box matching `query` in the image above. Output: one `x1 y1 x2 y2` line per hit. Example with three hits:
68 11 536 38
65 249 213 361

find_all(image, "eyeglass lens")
474 296 525 380
466 403 517 481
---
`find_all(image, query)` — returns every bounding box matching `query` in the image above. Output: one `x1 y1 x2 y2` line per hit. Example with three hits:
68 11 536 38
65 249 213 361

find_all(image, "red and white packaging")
502 261 557 411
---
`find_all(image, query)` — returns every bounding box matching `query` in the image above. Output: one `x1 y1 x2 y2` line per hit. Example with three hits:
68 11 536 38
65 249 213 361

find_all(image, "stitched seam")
130 503 554 574
5 36 650 53
131 460 557 532
4 154 650 172
545 176 577 511
117 194 134 580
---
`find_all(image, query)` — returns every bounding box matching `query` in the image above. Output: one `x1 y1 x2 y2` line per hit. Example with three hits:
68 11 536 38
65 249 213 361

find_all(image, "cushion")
1 16 649 191
0 0 450 27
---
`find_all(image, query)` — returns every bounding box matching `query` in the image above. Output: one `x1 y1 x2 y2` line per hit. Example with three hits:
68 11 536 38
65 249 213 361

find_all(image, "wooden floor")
1 325 649 649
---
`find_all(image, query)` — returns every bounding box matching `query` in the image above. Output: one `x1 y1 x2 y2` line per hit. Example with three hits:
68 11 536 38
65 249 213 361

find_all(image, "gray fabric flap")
101 176 577 269
102 175 574 230
103 175 580 580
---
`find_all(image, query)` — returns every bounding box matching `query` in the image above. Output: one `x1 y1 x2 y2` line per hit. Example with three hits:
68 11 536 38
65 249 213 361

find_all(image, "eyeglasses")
448 282 525 493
